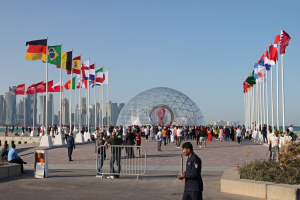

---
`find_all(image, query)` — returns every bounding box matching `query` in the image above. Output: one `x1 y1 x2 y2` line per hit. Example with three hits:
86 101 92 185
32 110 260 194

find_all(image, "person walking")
67 132 75 161
262 124 268 143
207 127 212 142
171 127 175 143
162 127 168 145
230 126 235 141
214 127 219 139
125 129 136 158
156 129 162 151
95 132 106 178
241 125 246 142
177 142 203 200
219 126 224 142
199 126 207 148
176 126 182 148
236 126 242 146
144 126 149 142
135 130 141 157
224 126 230 141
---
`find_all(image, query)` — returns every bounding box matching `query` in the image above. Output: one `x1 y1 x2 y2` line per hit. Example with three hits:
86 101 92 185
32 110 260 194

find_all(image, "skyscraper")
62 97 69 125
89 104 95 126
5 92 15 125
81 97 86 115
0 95 4 125
25 93 37 126
9 86 16 123
118 103 125 114
106 101 119 126
39 95 46 125
16 99 24 120
47 93 53 125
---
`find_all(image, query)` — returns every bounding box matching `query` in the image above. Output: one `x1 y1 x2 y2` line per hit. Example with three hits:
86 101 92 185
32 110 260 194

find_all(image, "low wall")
0 136 41 146
221 167 300 200
0 163 21 179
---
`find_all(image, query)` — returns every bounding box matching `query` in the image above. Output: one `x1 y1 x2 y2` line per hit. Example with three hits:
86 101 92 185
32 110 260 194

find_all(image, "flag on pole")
280 29 291 54
270 35 280 63
56 51 72 72
52 81 63 92
246 70 256 85
48 45 61 66
263 53 271 70
89 64 95 80
82 60 89 80
35 81 44 93
76 78 87 89
14 84 25 95
64 77 76 90
103 70 109 84
72 56 81 74
25 39 47 62
26 84 36 94
90 80 101 88
95 67 103 83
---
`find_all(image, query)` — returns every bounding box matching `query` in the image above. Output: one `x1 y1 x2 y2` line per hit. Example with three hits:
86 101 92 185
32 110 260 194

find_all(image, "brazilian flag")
48 45 61 66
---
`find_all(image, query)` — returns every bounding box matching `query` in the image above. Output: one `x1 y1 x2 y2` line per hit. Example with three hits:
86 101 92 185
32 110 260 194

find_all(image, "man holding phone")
177 142 203 200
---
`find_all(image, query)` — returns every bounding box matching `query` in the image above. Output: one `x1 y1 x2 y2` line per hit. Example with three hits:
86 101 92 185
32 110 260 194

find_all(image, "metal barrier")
96 145 147 179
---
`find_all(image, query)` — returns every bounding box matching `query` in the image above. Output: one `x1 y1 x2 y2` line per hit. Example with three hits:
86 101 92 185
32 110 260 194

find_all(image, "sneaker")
108 175 115 179
204 146 206 148
176 147 180 148
199 146 202 147
136 155 140 158
96 175 103 178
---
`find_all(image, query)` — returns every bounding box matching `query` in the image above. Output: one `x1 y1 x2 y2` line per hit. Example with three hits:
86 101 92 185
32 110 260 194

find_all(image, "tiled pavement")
13 136 269 170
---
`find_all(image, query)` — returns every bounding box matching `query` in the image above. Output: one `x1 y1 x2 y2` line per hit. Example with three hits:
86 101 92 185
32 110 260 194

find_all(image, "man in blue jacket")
177 142 203 200
224 126 230 142
67 133 75 161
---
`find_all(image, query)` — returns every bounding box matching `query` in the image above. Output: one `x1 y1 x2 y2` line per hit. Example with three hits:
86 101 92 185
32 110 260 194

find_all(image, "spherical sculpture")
117 87 205 126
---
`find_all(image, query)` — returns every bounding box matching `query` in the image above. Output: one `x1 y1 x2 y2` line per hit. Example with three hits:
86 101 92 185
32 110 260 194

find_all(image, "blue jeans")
158 141 162 151
166 136 170 143
225 135 229 141
271 147 279 162
97 154 104 175
110 154 121 174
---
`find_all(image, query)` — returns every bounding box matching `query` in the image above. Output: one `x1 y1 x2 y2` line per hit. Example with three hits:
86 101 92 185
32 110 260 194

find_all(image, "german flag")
26 39 47 62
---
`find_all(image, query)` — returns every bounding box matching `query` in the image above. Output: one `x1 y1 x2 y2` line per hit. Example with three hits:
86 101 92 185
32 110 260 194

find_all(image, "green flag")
48 45 61 66
246 70 256 85
71 76 76 90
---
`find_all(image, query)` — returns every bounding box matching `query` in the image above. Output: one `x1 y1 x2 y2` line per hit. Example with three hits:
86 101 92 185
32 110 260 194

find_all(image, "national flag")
246 70 256 85
95 67 103 83
52 81 63 92
256 76 265 83
263 51 272 70
56 51 72 72
14 84 25 95
72 56 81 74
90 80 101 88
64 77 76 90
270 35 280 63
82 60 89 80
48 45 61 66
89 64 95 80
26 84 36 94
35 82 45 93
102 70 109 84
26 39 47 62
76 78 87 89
280 30 291 54
44 80 54 92
254 63 259 79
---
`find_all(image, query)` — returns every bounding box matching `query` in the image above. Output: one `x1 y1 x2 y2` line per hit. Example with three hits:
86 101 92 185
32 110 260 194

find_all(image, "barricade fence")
96 145 147 179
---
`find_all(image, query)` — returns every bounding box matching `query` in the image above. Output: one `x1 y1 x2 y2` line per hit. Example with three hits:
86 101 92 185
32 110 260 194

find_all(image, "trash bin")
34 150 48 178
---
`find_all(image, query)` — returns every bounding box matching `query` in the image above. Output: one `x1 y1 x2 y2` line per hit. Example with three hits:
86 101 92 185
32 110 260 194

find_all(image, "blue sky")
1 0 299 125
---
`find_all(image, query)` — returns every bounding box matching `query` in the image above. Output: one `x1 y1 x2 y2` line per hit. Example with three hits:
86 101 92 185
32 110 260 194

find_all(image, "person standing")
199 126 207 148
171 127 175 143
95 132 106 178
156 129 162 151
176 126 182 148
150 126 154 140
67 133 75 161
162 127 168 145
236 126 242 146
144 126 149 142
214 127 219 139
207 127 212 142
135 130 141 157
125 129 136 158
219 126 224 142
241 125 246 142
177 142 203 200
262 124 267 143
104 132 125 179
224 126 230 142
230 126 235 141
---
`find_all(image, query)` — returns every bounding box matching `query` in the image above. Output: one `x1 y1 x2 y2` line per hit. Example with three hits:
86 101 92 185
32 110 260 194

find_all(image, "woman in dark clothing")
230 126 235 141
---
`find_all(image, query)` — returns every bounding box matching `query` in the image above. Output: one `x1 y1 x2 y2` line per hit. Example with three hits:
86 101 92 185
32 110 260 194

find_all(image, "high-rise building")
5 92 15 125
62 97 69 125
118 103 125 114
81 97 86 115
25 93 37 126
89 104 95 126
75 103 78 125
95 102 100 126
0 95 4 125
47 93 53 125
17 99 24 120
54 114 58 125
39 95 46 125
9 86 17 123
106 101 119 126
58 110 60 125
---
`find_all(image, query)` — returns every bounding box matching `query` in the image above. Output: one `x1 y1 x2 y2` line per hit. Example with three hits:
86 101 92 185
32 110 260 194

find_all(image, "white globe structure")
117 87 205 126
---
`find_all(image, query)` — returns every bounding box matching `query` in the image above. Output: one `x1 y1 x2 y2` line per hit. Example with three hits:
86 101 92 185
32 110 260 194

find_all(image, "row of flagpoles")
14 38 109 135
243 29 291 133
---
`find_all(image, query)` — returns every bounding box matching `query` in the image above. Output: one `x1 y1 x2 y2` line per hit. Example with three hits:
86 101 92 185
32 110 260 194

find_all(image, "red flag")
35 81 45 93
52 81 63 92
265 49 269 58
64 79 71 90
26 84 35 94
45 80 54 92
14 84 25 95
76 78 87 89
280 30 291 54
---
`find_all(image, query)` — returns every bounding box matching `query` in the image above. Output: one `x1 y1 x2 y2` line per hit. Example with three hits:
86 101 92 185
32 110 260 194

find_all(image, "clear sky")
1 0 299 125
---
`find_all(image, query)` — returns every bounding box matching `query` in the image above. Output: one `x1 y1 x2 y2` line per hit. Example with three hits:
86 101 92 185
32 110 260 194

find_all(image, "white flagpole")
256 81 259 130
60 44 62 133
24 85 26 129
46 37 48 135
52 79 54 127
245 91 247 128
94 62 97 130
33 83 35 132
252 86 254 129
70 49 73 133
260 81 262 129
263 72 265 125
248 89 251 129
281 54 285 132
87 58 90 133
266 63 269 134
74 76 77 129
107 68 109 128
244 92 246 126
79 66 81 132
276 60 279 131
102 80 104 131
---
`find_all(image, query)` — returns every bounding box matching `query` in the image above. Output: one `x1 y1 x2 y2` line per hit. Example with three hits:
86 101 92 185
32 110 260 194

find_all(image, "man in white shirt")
171 127 175 143
144 126 149 142
150 126 154 140
269 133 279 162
156 130 162 151
288 125 294 133
176 127 182 148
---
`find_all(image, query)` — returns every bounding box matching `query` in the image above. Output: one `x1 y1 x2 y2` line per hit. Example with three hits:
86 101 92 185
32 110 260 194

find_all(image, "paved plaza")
0 134 269 199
